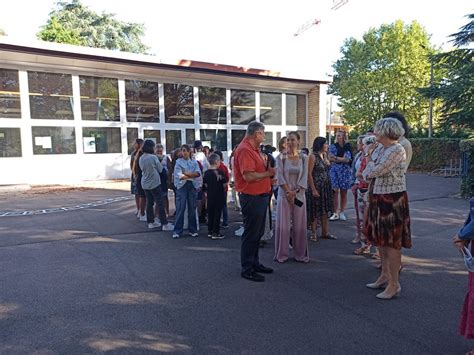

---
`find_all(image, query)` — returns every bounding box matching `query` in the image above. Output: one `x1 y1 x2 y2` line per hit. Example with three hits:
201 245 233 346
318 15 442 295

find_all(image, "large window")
0 69 21 118
127 128 138 155
80 76 119 121
144 130 161 144
82 127 121 153
264 132 273 145
125 80 159 122
297 130 307 148
185 129 195 145
260 92 282 125
32 126 76 155
0 128 21 157
164 84 194 123
28 71 73 120
231 89 255 124
286 94 306 126
200 129 227 151
199 87 226 124
165 130 181 153
231 130 246 150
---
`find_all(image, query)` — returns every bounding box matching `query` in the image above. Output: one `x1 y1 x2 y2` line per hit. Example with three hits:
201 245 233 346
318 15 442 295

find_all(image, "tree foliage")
419 14 473 132
329 20 435 132
37 0 149 54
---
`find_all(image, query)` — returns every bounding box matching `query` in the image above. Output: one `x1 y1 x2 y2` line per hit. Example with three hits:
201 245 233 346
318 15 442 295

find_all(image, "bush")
460 138 474 198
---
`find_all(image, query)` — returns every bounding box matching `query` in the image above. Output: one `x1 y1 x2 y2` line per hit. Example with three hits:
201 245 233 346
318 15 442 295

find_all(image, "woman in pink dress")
274 131 309 263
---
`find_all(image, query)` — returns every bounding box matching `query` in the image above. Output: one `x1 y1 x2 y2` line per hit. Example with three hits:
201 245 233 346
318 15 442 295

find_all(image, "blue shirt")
459 197 474 240
173 158 202 190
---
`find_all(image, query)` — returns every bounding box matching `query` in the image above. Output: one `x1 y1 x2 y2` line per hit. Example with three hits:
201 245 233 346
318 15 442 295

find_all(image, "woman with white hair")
363 117 411 300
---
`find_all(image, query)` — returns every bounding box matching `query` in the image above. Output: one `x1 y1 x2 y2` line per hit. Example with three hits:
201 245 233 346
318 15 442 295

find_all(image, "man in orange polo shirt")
234 121 276 282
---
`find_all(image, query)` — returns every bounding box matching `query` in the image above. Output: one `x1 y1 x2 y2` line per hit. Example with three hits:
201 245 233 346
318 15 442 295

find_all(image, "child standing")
203 153 228 239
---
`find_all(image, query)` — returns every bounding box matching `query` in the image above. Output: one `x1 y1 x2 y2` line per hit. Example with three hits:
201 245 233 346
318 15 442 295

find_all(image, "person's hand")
271 178 278 185
267 167 276 178
453 235 467 251
311 188 320 198
286 190 296 203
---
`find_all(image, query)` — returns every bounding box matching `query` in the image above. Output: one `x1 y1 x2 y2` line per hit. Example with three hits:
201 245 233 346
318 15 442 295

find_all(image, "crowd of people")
130 112 414 299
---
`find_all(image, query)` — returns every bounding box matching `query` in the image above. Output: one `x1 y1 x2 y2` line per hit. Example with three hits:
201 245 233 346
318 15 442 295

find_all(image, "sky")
0 0 472 80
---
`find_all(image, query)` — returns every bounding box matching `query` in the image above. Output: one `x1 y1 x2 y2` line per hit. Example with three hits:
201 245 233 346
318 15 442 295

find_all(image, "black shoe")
241 271 265 282
254 264 273 274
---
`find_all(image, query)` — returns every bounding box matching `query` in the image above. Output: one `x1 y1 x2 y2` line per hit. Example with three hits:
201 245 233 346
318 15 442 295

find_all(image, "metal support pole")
428 62 433 138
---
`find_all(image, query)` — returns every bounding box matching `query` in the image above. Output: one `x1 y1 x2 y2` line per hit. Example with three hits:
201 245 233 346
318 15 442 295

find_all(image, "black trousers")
239 193 270 274
207 199 224 235
144 186 168 225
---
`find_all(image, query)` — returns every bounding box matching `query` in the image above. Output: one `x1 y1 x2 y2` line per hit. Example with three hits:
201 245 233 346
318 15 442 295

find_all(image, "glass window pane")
0 128 22 157
144 130 161 145
28 71 73 120
200 129 227 151
185 129 195 145
125 80 159 122
276 132 282 144
165 130 182 153
32 126 76 155
231 130 246 149
231 89 255 124
286 94 306 126
0 69 21 118
297 130 306 148
199 87 226 124
164 84 194 123
264 132 273 145
260 92 282 125
127 128 138 155
80 76 119 121
82 127 121 153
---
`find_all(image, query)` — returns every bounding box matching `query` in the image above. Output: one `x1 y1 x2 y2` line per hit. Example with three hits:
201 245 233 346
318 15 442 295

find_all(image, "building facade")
0 40 328 185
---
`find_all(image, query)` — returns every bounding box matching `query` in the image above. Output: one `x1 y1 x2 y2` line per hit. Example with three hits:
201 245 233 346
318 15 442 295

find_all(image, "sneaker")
148 221 161 229
222 224 229 229
235 226 244 237
136 211 140 218
212 233 225 240
339 212 347 221
329 213 339 221
153 218 162 227
172 233 180 239
189 232 199 237
208 233 213 238
162 223 174 231
139 214 147 222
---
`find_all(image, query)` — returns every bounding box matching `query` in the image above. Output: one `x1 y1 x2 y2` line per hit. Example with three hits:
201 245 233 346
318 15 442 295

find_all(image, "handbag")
461 246 474 272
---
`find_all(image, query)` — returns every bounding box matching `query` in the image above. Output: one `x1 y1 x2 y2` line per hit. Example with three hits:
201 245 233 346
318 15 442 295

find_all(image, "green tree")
37 0 148 54
419 14 473 132
329 20 435 132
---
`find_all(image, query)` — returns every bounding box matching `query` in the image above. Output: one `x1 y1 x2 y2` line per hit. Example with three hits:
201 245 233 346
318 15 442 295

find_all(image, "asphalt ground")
0 174 471 354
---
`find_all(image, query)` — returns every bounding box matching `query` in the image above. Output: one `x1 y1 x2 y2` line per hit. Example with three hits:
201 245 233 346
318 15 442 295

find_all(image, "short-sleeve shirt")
234 137 271 195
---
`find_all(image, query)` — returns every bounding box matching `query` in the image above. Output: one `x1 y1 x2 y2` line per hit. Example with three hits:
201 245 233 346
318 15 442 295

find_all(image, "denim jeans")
174 181 198 235
144 185 168 225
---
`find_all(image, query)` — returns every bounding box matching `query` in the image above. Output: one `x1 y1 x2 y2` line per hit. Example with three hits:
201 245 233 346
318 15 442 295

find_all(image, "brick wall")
307 85 320 149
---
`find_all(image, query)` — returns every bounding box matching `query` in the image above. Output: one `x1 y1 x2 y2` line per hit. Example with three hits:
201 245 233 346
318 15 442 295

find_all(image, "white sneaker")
136 210 140 218
339 212 347 221
329 213 339 221
189 232 199 237
153 218 162 226
148 221 161 229
139 214 147 222
162 223 174 231
172 233 180 239
235 226 244 237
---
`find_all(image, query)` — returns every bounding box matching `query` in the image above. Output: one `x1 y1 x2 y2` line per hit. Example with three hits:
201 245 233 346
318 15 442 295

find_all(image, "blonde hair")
374 117 405 140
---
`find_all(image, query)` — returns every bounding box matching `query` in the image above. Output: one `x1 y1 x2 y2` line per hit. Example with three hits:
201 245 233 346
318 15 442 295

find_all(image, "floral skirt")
364 191 412 250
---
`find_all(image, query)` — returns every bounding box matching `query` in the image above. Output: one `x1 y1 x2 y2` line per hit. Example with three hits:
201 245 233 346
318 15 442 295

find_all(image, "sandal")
354 245 371 255
310 234 318 242
351 238 361 244
320 234 337 240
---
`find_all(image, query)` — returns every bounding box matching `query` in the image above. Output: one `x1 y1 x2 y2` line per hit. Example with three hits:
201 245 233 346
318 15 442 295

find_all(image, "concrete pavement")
0 174 471 354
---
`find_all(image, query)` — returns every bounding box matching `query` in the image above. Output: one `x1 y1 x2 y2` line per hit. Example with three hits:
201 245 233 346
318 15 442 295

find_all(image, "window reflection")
144 130 161 145
165 130 182 153
28 71 74 120
199 87 226 124
125 80 159 122
260 92 282 125
185 129 195 145
127 128 138 155
80 76 119 121
231 130 246 149
0 69 21 119
200 129 227 151
286 94 306 126
164 84 194 123
0 128 22 157
32 126 76 155
231 89 255 124
82 127 122 153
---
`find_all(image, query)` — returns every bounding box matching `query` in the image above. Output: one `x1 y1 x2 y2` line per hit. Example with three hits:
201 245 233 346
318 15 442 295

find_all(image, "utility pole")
428 61 433 138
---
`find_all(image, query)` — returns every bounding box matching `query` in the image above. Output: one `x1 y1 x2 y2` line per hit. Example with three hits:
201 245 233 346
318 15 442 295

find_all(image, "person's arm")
363 146 405 180
307 154 319 197
238 152 275 182
154 156 163 174
298 155 308 191
328 144 337 162
174 160 187 182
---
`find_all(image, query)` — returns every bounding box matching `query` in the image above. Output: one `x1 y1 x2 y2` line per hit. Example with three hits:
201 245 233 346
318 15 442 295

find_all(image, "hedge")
460 138 474 198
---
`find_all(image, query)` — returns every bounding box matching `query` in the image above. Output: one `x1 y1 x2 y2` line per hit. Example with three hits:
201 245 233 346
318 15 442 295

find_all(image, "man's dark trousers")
239 193 270 274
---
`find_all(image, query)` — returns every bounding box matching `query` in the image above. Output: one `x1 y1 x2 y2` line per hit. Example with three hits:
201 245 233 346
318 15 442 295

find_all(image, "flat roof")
0 38 330 92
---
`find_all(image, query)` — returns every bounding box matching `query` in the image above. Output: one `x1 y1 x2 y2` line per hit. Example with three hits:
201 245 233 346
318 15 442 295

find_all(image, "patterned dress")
307 153 333 223
329 143 353 190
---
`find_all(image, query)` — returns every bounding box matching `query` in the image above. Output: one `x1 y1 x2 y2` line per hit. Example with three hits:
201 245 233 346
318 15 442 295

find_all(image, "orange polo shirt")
234 137 272 195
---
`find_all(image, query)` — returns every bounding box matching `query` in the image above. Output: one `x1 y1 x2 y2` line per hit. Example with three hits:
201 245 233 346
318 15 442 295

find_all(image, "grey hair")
357 135 366 144
362 135 376 145
208 153 221 166
246 120 265 136
374 117 405 140
155 143 164 150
